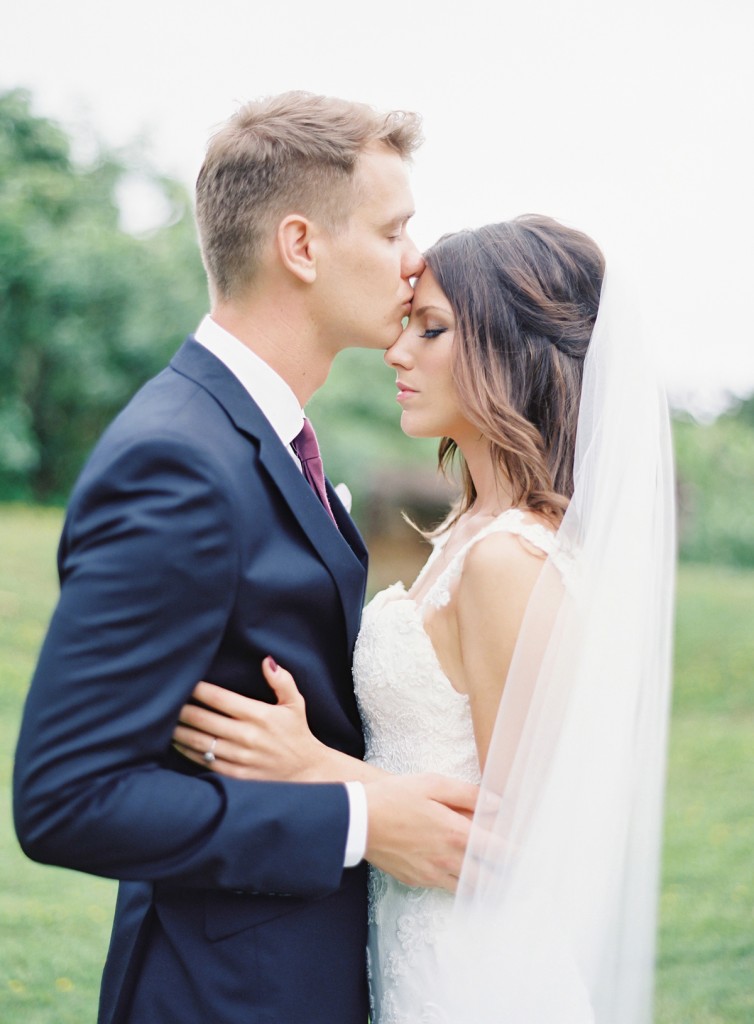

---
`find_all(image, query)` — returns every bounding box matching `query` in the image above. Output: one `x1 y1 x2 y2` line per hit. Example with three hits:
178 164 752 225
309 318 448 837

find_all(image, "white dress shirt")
194 315 368 868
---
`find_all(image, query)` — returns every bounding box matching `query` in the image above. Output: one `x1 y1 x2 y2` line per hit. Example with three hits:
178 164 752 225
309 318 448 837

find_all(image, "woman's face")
384 267 472 441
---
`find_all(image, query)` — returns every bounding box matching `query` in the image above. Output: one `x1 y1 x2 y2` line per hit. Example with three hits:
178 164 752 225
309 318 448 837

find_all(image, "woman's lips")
396 381 417 403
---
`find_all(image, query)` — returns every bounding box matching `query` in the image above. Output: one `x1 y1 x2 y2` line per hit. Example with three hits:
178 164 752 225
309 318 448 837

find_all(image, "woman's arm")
454 533 548 769
173 657 386 783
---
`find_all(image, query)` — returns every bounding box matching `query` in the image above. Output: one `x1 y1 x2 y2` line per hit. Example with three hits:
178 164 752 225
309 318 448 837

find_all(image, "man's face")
313 144 425 352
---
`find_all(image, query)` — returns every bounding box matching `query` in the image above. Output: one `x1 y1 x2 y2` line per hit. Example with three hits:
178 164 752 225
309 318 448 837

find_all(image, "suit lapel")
170 339 367 651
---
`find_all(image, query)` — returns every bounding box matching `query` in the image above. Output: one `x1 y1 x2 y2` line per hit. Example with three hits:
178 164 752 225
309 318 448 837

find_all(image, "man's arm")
13 434 348 897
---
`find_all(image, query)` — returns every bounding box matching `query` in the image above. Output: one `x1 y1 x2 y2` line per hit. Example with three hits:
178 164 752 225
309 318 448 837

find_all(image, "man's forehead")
353 145 414 213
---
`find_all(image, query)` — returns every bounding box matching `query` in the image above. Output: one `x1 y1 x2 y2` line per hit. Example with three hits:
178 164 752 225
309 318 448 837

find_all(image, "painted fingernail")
267 656 278 672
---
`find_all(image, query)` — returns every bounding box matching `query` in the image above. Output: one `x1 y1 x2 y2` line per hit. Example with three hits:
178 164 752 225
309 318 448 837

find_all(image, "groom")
13 93 476 1024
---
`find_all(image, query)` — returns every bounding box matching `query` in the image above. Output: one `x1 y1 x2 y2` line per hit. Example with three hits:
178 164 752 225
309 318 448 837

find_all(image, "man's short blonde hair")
195 91 423 299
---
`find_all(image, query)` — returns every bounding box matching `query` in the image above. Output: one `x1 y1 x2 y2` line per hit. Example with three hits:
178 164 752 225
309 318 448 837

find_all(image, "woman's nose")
384 327 413 369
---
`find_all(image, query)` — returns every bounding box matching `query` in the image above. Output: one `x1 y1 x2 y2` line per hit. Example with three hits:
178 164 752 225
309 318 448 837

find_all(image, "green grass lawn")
656 565 754 1023
1 506 116 1024
2 504 753 1022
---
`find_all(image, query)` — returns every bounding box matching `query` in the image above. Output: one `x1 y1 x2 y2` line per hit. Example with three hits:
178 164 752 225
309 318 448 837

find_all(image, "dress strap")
420 509 558 612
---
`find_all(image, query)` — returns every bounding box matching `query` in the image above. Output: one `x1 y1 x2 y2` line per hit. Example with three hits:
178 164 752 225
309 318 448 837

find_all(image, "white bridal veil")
428 267 677 1022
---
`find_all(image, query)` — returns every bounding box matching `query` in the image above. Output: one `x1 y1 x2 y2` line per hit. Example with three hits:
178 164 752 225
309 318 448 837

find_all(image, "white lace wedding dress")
353 509 558 1024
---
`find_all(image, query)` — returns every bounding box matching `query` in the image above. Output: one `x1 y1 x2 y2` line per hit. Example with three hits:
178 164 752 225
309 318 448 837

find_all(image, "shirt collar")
194 315 304 448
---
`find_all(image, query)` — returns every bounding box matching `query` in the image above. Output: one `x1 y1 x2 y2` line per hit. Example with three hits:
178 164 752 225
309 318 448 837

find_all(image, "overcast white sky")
3 0 753 414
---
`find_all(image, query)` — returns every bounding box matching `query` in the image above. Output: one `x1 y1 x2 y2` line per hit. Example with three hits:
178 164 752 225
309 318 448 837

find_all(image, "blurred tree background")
0 89 207 502
674 397 754 566
2 86 753 569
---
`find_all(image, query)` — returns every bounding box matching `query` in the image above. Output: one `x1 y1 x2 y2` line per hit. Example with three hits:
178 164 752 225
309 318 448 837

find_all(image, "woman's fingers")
172 723 266 772
191 680 263 719
172 740 209 766
172 661 313 782
173 723 217 755
177 702 257 744
190 663 304 716
177 720 276 764
261 656 305 707
172 741 262 780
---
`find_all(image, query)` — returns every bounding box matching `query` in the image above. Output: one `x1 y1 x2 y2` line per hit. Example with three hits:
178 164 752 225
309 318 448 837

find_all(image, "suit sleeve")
13 434 349 896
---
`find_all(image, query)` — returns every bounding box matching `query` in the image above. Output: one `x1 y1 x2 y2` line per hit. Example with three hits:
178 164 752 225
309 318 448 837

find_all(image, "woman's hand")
173 657 335 782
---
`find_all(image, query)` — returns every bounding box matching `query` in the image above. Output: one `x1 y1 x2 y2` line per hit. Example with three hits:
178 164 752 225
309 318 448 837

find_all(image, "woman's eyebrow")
412 304 451 318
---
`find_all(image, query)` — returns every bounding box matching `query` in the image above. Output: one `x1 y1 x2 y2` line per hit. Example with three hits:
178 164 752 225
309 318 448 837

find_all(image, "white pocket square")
334 483 352 513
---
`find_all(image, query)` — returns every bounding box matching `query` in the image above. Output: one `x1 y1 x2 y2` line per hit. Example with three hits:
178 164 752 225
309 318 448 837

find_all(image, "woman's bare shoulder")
461 519 550 591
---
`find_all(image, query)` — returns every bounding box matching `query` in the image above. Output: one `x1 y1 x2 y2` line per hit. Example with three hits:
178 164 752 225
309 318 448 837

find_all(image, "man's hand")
363 773 478 892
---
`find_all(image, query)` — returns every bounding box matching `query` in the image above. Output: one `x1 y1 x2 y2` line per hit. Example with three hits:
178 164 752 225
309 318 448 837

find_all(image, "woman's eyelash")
419 327 448 339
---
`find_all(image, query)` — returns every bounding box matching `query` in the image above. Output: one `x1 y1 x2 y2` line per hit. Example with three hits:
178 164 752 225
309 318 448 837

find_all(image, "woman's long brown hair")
425 215 605 530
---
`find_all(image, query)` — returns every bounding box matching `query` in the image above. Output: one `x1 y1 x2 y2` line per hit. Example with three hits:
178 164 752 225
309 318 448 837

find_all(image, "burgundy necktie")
292 418 337 524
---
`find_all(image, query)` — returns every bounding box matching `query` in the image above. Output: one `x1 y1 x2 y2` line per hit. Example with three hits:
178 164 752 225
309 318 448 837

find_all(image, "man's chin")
338 317 404 352
352 331 401 352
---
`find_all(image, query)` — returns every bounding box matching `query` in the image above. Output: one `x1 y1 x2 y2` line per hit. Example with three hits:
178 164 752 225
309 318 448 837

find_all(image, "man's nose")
403 241 425 279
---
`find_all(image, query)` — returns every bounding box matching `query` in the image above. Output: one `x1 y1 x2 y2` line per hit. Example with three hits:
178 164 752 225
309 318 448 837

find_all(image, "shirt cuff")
343 781 368 867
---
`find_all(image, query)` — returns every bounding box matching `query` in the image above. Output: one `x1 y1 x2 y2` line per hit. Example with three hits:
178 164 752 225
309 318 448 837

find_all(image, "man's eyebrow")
384 211 415 228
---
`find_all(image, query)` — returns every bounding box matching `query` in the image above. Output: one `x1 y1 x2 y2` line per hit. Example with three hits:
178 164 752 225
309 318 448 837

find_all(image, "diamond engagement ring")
204 737 218 764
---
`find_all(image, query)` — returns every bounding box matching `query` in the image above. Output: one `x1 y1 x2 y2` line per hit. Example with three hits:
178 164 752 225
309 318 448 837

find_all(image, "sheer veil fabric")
425 267 676 1022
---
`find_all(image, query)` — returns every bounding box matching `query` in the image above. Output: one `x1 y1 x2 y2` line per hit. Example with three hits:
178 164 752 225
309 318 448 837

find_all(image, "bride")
173 215 675 1023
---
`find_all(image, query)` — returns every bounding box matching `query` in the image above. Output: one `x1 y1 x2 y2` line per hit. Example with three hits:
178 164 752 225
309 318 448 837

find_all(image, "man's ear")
276 214 318 284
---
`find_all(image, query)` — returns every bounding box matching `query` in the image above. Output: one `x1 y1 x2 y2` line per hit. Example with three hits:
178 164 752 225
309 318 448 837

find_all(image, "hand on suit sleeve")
363 774 478 891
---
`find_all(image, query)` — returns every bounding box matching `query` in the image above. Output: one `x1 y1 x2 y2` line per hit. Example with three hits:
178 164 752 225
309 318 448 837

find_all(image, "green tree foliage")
674 395 754 566
0 89 207 501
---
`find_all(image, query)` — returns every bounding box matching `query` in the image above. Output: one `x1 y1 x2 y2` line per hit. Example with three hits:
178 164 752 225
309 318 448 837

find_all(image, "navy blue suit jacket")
14 339 370 1023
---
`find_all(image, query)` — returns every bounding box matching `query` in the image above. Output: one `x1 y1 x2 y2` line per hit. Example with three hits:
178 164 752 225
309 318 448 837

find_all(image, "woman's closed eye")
419 327 448 339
